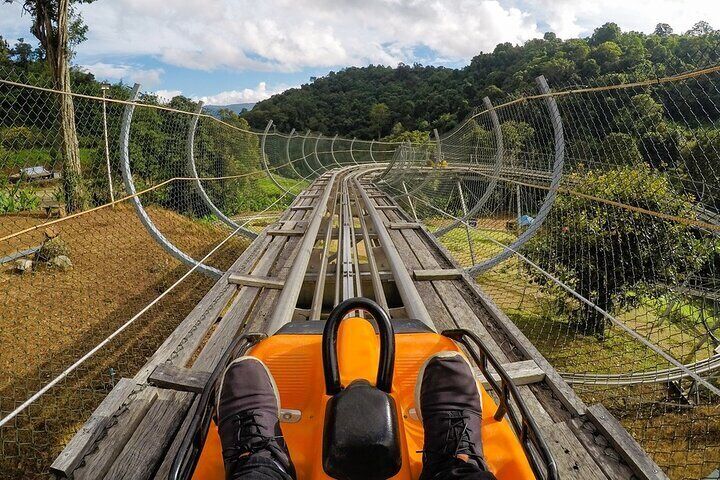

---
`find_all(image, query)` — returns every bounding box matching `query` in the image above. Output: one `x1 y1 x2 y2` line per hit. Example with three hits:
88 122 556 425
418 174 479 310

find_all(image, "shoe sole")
216 356 282 420
414 350 483 422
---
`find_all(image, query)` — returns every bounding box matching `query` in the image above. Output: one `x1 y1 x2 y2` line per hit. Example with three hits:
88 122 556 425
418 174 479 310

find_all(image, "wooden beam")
375 205 399 210
103 390 193 480
50 379 138 478
586 404 669 480
73 387 158 480
227 274 285 289
290 205 314 210
148 364 212 393
476 359 545 389
388 222 421 230
413 268 464 281
267 228 305 236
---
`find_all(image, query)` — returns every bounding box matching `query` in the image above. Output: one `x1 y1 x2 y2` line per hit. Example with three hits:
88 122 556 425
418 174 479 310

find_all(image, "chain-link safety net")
2 54 720 479
380 59 720 479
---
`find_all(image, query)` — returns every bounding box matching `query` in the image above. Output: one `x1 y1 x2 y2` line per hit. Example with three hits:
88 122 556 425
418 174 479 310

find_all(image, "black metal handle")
322 297 395 395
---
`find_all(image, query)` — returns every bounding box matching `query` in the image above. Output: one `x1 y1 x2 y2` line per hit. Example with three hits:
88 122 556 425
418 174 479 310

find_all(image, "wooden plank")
133 231 274 383
544 421 607 480
413 268 464 281
149 364 212 393
385 229 453 330
192 236 292 371
375 204 399 210
290 205 314 210
477 359 545 389
267 228 305 236
103 390 193 480
154 396 202 479
73 387 159 480
388 222 422 229
227 273 285 289
567 417 636 480
50 378 138 477
586 404 669 480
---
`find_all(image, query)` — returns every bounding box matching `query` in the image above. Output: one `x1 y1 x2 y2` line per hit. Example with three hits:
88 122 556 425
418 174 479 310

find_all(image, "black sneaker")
217 356 296 479
415 351 488 479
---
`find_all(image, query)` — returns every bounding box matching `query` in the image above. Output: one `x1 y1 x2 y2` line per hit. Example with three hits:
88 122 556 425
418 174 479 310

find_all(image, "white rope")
0 186 300 428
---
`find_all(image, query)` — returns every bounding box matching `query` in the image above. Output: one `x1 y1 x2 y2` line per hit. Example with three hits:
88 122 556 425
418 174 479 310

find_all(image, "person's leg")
416 351 498 480
217 356 296 480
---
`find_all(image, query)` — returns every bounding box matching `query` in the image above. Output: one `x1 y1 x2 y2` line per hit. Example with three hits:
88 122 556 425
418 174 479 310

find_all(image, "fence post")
435 96 504 237
101 84 115 205
467 75 565 276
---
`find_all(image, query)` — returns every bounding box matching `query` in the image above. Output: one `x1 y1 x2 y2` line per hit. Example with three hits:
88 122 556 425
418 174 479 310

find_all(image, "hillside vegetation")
242 22 720 139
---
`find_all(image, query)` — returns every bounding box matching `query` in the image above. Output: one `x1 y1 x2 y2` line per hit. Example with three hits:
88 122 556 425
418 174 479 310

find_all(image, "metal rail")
352 173 434 330
265 172 339 333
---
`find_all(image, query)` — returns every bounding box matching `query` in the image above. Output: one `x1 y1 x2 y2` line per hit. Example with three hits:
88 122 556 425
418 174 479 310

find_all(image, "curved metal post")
369 140 377 163
330 134 342 167
434 96 504 237
433 128 442 165
284 128 307 180
300 129 320 178
313 134 328 172
187 102 257 239
349 137 359 165
375 140 402 182
120 84 222 279
467 75 565 275
260 120 292 195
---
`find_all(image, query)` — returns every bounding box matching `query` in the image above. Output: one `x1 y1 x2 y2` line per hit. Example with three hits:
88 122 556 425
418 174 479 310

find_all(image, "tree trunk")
51 0 87 212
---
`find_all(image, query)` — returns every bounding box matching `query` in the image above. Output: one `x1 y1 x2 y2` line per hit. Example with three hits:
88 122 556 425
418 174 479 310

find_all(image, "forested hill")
242 22 720 140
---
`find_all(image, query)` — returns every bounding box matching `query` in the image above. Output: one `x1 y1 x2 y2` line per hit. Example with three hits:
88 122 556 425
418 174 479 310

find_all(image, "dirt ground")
0 204 251 478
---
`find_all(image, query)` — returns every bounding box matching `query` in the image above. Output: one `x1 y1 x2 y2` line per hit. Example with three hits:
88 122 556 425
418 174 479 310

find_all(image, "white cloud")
64 0 543 72
198 82 291 105
81 62 164 87
154 89 183 100
5 0 720 75
520 0 720 39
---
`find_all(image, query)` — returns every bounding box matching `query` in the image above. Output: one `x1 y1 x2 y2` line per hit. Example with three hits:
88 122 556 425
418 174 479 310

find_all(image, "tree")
654 23 673 36
593 41 623 67
6 0 95 212
10 38 34 69
369 102 390 139
590 22 621 46
600 132 643 165
686 21 714 36
528 164 708 338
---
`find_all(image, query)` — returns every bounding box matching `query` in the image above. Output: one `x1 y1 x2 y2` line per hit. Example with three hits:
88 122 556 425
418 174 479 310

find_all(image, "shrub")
0 180 40 213
35 237 71 263
527 163 711 338
1 126 35 150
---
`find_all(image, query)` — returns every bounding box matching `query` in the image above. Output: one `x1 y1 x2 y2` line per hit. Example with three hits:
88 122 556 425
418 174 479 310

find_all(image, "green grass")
0 148 96 173
234 174 309 212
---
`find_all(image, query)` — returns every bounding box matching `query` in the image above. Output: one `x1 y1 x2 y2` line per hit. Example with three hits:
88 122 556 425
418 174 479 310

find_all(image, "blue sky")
2 0 719 105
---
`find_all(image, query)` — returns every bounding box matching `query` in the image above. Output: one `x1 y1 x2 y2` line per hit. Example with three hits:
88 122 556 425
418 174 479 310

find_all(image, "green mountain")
203 103 255 117
242 22 719 139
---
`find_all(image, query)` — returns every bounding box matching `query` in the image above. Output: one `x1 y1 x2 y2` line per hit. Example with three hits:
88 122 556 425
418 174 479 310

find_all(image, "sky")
2 0 719 105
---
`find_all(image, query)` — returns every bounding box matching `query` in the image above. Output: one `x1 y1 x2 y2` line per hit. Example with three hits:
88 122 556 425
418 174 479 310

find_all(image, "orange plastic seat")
193 317 535 480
